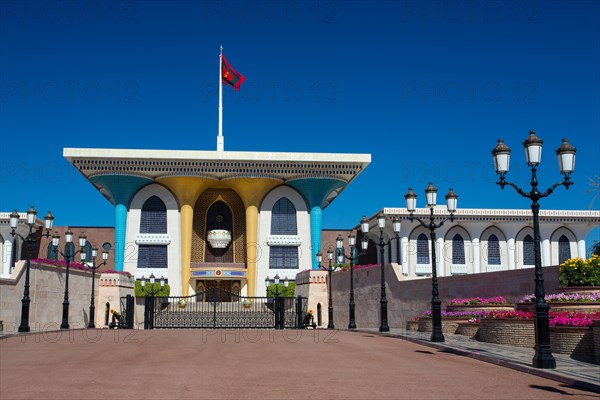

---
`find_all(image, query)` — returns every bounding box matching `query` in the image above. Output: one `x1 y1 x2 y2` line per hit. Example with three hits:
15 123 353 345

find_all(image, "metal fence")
146 286 307 329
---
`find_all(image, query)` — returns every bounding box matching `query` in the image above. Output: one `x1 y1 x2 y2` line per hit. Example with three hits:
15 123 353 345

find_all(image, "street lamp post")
336 234 368 330
360 213 401 332
405 183 458 343
53 231 87 330
317 249 335 329
492 131 575 369
265 274 289 329
87 245 111 328
9 207 54 332
141 274 165 329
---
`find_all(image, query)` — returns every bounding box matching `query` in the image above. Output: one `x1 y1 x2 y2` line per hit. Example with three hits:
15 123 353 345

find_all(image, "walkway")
362 328 600 393
1 329 598 399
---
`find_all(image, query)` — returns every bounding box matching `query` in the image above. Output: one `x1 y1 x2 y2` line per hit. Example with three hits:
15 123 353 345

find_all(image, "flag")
221 55 245 90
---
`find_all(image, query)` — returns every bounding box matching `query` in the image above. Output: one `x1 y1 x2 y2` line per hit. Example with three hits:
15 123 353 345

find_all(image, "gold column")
158 177 213 296
226 178 280 296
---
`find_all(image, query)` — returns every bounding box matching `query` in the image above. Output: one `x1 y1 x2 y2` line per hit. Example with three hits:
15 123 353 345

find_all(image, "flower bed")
448 296 506 306
516 292 600 313
31 258 131 276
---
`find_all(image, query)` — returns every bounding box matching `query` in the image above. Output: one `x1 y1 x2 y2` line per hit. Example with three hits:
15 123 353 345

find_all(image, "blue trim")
90 175 152 271
287 178 345 269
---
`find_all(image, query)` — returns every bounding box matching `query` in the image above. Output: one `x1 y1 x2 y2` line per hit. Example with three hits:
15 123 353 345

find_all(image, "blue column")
114 204 127 271
287 178 345 270
90 175 152 271
310 206 323 270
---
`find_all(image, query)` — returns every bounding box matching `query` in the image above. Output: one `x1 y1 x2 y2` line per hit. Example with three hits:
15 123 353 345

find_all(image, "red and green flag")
221 55 245 90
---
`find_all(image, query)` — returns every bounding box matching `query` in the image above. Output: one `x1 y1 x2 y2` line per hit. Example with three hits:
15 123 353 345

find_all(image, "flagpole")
217 45 224 152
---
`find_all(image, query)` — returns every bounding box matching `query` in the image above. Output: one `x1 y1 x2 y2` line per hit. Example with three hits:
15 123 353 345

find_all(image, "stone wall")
329 264 560 329
0 261 99 333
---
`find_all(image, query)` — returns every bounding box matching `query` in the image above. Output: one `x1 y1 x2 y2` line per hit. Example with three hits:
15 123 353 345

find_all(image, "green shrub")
134 280 171 297
559 255 600 287
266 282 295 298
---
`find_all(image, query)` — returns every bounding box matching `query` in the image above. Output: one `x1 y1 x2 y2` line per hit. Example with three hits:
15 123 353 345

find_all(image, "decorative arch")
408 225 431 276
205 200 234 262
444 226 472 275
550 227 577 265
479 226 508 272
192 189 246 264
515 226 535 269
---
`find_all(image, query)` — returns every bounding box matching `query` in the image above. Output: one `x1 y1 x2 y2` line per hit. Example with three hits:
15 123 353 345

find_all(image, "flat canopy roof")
64 148 371 207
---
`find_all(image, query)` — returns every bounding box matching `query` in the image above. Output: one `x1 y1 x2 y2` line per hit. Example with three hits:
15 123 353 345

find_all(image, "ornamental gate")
146 286 307 329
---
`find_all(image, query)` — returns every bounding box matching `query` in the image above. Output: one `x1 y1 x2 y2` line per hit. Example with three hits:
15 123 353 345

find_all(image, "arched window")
140 195 167 234
47 242 58 260
83 241 92 263
452 234 465 264
523 235 535 266
271 198 297 235
558 235 571 264
417 233 429 264
488 234 501 265
269 198 298 269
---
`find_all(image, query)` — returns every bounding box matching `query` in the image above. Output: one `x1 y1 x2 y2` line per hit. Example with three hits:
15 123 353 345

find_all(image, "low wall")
0 262 98 333
330 264 560 329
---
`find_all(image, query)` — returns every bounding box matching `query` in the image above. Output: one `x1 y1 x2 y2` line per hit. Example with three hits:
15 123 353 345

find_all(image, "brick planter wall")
550 326 595 362
456 322 480 338
477 318 535 348
417 317 466 334
594 320 600 364
559 287 600 295
406 321 419 331
446 305 514 313
515 302 600 313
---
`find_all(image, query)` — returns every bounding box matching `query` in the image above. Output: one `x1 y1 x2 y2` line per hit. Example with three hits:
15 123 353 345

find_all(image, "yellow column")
158 177 214 296
226 178 280 296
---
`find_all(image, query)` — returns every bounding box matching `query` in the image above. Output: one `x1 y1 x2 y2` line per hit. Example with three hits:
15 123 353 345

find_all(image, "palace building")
63 148 371 297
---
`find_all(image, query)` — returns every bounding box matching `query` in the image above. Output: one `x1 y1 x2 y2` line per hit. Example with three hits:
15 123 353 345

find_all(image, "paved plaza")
1 329 598 399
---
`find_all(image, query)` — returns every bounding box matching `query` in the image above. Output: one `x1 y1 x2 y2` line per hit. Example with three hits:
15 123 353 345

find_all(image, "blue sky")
1 1 599 247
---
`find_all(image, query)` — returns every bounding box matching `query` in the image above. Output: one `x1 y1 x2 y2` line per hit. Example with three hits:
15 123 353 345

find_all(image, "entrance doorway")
196 280 241 302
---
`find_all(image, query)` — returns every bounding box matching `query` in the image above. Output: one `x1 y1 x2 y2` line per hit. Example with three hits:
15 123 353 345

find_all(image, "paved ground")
1 329 599 400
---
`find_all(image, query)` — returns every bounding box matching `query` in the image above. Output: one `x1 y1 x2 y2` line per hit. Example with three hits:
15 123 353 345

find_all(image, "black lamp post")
9 207 54 333
141 274 165 329
405 183 458 343
336 233 368 330
360 212 401 332
53 231 87 330
86 245 110 328
317 249 335 329
492 131 575 369
265 274 289 329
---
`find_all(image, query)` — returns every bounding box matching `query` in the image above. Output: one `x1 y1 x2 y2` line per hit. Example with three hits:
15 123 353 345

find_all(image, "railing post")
125 294 134 329
143 296 149 330
296 295 303 328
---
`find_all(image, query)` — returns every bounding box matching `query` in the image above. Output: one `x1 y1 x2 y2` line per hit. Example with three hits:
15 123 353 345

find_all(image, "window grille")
523 235 535 266
452 234 465 264
558 235 571 264
271 198 297 235
488 234 501 265
417 233 429 264
137 245 168 269
269 246 298 269
140 195 167 234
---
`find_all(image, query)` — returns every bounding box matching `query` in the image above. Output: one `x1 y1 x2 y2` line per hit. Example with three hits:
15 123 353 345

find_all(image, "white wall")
126 184 181 295
257 185 309 296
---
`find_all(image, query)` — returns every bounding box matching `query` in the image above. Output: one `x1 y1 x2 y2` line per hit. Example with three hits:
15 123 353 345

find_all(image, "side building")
357 207 600 278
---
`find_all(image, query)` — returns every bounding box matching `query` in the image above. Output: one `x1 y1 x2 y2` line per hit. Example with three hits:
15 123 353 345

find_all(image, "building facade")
64 148 371 296
358 207 600 278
